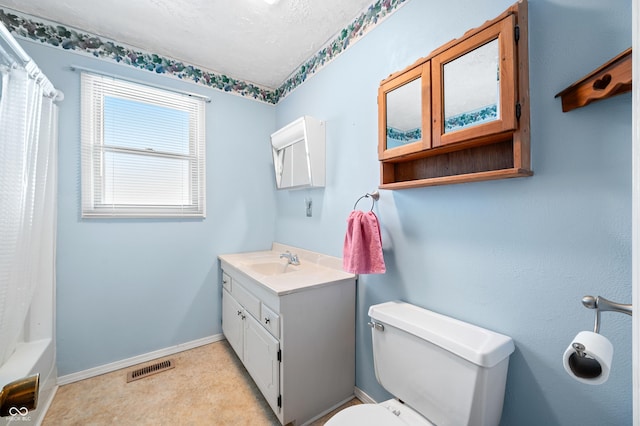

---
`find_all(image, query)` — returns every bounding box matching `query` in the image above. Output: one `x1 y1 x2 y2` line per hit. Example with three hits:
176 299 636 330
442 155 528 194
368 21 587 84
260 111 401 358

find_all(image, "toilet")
327 301 515 426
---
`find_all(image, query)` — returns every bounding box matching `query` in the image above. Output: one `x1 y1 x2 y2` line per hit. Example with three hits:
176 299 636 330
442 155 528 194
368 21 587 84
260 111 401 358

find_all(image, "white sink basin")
219 244 357 295
247 261 299 276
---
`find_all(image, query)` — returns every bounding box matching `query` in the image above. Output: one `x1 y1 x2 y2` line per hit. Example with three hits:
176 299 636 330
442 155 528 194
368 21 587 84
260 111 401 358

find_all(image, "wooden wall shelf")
380 138 533 189
555 48 631 112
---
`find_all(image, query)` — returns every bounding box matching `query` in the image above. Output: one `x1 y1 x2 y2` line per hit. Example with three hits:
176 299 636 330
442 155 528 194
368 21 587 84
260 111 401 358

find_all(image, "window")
81 73 206 218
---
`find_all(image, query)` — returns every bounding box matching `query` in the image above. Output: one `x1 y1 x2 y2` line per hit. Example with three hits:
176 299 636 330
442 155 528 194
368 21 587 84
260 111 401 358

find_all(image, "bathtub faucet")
0 374 39 417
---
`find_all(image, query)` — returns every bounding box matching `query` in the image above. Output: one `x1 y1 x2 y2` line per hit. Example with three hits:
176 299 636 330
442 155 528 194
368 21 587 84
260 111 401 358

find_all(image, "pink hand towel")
343 210 386 274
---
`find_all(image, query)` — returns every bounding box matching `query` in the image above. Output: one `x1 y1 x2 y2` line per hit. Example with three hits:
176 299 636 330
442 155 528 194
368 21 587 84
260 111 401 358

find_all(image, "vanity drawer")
260 303 280 339
232 281 261 320
221 272 232 292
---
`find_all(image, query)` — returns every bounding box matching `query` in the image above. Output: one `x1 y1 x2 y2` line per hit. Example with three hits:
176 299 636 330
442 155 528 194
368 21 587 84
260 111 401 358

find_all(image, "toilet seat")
325 404 405 426
325 400 434 426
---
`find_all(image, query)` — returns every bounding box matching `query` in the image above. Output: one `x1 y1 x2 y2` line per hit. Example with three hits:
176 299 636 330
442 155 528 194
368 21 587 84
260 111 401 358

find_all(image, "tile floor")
43 340 359 425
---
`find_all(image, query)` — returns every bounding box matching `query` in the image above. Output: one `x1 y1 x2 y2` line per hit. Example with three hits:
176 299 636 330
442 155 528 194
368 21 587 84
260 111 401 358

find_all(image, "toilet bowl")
327 301 514 426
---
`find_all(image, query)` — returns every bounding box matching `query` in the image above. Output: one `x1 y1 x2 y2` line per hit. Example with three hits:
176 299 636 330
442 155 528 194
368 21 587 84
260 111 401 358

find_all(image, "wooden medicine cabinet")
378 0 531 189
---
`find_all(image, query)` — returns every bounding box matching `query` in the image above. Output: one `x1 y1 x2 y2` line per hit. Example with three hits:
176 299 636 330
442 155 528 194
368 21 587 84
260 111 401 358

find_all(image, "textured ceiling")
0 0 377 89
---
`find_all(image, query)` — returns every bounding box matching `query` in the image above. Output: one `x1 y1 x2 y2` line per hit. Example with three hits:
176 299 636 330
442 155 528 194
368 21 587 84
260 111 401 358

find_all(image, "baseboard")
298 387 375 425
57 334 224 385
353 386 376 404
300 394 356 426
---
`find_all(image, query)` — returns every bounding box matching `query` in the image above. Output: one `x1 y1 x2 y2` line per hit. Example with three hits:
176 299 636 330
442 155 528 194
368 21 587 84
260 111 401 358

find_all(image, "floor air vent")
126 359 175 383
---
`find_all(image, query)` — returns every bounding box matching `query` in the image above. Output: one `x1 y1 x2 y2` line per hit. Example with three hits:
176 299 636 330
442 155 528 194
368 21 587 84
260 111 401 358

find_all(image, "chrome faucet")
280 250 300 265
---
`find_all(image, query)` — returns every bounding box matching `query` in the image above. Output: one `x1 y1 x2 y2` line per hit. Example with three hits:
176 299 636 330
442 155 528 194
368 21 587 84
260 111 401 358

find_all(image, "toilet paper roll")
563 331 614 385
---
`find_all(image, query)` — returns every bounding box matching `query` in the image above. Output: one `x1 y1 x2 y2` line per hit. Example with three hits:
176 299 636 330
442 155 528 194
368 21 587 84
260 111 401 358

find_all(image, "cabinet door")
432 15 517 148
222 288 244 359
244 313 280 414
378 62 431 160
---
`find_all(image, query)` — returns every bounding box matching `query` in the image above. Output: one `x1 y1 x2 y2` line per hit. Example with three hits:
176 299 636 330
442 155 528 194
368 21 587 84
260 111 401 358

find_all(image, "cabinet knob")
264 317 271 324
237 310 242 316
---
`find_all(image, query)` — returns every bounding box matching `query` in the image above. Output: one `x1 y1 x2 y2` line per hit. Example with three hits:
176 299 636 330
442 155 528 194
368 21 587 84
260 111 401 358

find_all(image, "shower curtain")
0 25 59 366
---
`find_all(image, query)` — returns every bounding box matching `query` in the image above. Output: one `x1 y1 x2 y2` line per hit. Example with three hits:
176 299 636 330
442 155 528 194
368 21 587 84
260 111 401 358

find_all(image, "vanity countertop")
218 243 356 296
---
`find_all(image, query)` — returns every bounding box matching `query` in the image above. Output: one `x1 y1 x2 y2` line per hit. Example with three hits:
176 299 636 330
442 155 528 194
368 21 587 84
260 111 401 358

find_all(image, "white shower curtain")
0 45 58 365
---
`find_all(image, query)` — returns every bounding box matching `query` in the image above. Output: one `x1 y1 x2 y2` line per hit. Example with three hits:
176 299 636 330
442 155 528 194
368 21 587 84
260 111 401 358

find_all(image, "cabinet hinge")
515 103 521 120
278 395 282 408
277 349 282 362
514 25 520 44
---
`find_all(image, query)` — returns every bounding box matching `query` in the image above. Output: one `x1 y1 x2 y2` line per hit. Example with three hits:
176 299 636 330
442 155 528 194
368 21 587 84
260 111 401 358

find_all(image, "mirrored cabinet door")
432 15 517 148
378 62 430 160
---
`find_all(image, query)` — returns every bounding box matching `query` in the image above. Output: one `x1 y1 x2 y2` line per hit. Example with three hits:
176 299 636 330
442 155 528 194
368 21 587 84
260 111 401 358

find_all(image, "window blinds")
81 72 206 218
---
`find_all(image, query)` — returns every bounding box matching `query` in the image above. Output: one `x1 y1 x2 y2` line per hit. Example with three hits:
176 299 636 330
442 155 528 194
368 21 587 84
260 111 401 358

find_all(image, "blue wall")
274 0 632 425
21 42 278 375
18 0 632 424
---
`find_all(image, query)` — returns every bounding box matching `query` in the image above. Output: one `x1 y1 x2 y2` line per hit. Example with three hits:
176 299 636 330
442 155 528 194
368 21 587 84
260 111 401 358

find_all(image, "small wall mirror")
443 39 500 133
386 77 422 149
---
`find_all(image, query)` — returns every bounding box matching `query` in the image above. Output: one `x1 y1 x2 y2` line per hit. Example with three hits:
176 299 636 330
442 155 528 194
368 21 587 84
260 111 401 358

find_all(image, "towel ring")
353 191 380 211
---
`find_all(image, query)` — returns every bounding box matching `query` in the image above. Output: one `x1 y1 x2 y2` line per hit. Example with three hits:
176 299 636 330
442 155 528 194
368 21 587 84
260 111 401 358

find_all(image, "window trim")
80 72 206 218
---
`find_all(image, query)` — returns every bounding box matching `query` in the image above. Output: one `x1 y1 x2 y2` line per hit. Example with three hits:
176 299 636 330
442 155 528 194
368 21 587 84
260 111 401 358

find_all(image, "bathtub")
0 339 57 426
0 272 57 426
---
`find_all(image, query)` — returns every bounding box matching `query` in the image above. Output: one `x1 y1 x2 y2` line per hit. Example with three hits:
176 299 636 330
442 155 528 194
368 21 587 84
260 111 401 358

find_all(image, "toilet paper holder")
581 295 632 334
563 295 631 383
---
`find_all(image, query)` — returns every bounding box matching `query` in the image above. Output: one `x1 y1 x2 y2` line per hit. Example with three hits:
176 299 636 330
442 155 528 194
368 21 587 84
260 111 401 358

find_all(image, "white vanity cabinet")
219 247 356 426
222 275 280 414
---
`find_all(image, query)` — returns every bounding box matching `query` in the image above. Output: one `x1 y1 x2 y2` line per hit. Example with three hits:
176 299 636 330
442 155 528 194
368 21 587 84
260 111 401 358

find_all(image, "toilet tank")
368 301 515 426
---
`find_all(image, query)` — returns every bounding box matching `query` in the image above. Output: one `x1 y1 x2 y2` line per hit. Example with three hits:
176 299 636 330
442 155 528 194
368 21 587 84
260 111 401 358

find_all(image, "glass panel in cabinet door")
378 63 430 160
385 77 422 150
443 38 499 133
432 15 516 148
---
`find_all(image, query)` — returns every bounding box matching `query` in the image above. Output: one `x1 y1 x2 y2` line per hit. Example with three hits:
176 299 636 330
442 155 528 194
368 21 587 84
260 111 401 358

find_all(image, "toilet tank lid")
369 301 515 368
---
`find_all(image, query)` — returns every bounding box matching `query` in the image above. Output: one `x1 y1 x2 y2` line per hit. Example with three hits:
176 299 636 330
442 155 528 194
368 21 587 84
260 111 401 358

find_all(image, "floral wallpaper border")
386 126 421 149
0 0 407 104
274 0 408 100
444 104 498 132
